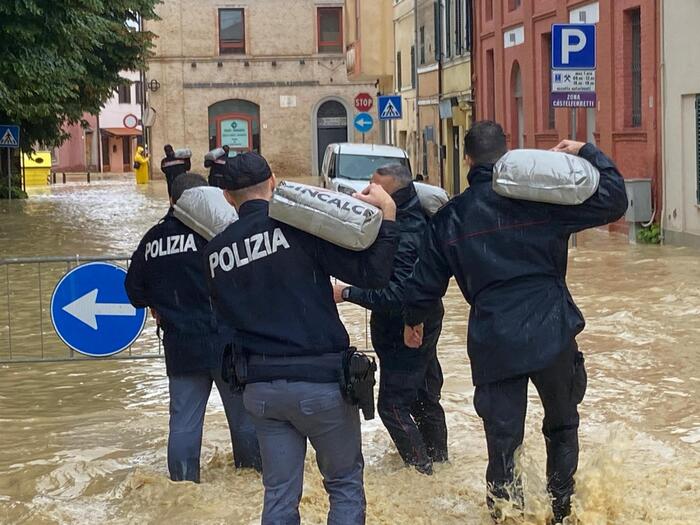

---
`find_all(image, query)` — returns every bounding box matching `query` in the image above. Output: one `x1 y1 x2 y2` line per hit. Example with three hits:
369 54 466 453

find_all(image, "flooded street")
1 180 699 524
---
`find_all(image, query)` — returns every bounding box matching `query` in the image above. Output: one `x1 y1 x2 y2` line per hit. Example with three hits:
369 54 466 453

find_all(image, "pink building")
53 115 99 172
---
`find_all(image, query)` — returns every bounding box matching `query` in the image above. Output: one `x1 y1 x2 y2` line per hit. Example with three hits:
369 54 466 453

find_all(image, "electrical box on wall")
624 179 652 223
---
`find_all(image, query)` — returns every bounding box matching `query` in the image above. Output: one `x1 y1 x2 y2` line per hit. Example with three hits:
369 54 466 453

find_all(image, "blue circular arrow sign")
353 112 374 134
50 262 147 357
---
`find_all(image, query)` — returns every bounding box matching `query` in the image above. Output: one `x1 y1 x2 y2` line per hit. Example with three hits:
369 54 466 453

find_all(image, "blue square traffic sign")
552 24 596 69
378 95 403 120
0 125 20 149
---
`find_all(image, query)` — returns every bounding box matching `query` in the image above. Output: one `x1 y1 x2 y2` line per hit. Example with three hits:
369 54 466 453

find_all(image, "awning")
102 127 142 137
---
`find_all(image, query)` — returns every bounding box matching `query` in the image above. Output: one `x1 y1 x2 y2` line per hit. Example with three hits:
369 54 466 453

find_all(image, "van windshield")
336 154 409 180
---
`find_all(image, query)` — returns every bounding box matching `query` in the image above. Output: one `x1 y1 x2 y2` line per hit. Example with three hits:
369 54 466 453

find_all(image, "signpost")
353 112 374 142
0 124 20 201
50 262 147 357
378 95 403 120
552 24 596 248
354 93 374 112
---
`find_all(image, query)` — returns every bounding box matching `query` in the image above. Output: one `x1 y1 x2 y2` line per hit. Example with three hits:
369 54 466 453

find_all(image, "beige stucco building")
661 0 700 247
143 0 379 179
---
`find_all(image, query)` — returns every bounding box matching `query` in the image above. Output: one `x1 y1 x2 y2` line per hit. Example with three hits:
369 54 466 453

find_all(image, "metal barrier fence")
0 255 162 364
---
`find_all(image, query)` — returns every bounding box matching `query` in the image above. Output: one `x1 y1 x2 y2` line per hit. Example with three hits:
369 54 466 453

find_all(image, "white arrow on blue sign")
50 262 147 357
354 112 374 134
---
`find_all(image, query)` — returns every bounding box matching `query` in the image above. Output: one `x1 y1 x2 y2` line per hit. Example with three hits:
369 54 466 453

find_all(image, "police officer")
125 173 261 482
204 152 399 524
205 145 229 188
402 121 628 523
333 164 447 476
160 144 191 197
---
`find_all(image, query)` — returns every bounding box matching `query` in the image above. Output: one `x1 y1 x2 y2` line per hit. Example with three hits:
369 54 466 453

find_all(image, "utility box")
624 179 652 223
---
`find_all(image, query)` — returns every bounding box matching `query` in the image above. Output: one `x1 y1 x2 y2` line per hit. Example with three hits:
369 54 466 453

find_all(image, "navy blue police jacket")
403 144 629 386
160 156 191 197
203 199 399 382
345 183 444 358
125 211 233 376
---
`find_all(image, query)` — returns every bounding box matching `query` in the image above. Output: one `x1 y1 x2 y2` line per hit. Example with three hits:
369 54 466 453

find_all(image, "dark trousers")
377 352 448 471
168 368 261 482
473 344 587 523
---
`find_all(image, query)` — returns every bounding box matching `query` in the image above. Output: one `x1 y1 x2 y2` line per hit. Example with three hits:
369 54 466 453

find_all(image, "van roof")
333 143 407 157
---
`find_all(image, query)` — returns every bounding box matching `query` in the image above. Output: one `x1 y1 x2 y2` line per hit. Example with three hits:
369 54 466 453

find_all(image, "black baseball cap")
221 152 272 190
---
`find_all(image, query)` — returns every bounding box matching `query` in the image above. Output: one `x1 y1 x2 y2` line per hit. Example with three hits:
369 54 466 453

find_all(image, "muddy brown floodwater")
0 180 699 524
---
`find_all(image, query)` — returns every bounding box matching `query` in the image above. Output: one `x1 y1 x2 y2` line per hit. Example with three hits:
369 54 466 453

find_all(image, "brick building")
473 0 661 228
142 0 379 179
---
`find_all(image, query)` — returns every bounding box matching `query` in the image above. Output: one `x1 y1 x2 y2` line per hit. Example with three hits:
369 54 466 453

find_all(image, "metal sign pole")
570 108 577 248
7 149 11 202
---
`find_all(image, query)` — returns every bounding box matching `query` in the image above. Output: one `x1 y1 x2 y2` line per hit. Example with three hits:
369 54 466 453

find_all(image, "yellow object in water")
134 146 150 184
22 151 51 186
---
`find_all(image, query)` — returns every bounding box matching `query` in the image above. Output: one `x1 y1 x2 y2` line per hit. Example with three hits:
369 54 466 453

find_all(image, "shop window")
219 9 245 55
318 7 343 54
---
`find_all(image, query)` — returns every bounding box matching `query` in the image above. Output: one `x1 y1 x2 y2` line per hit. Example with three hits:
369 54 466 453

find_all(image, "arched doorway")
315 100 348 174
511 62 524 149
208 99 260 154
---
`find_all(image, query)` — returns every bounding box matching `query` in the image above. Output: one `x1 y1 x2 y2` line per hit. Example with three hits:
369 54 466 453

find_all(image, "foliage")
0 0 160 152
637 223 661 244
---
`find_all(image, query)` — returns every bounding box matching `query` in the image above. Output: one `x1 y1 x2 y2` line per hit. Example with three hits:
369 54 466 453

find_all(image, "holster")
340 348 377 420
221 343 248 392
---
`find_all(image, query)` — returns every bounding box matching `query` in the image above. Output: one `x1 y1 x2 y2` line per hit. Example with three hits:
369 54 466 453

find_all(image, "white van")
320 143 411 194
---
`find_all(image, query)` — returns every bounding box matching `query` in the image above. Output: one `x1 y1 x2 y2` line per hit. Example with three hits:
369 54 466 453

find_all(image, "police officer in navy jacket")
204 152 399 525
125 173 261 482
160 144 191 197
403 121 628 523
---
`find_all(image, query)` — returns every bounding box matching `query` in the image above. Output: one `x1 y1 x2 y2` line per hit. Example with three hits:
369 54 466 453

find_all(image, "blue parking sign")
50 262 147 357
552 24 596 69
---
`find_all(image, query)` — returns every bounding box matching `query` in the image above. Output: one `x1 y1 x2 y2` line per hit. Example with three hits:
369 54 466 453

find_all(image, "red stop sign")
354 93 374 112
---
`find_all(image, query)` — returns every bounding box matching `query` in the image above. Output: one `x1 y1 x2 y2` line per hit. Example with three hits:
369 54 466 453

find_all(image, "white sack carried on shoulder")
174 148 192 159
173 186 238 241
268 181 383 251
414 182 449 216
205 147 226 162
492 149 600 205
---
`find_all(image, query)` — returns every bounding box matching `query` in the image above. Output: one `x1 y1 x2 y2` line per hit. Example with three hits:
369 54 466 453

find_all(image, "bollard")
52 172 56 184
62 172 66 184
87 172 91 184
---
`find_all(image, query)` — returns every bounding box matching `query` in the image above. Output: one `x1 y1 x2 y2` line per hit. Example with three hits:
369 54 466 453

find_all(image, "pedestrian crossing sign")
0 125 20 149
378 95 403 121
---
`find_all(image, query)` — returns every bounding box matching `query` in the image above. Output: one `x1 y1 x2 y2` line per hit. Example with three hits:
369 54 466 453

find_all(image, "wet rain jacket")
403 144 629 385
204 199 399 382
125 211 233 375
345 183 444 356
134 147 149 185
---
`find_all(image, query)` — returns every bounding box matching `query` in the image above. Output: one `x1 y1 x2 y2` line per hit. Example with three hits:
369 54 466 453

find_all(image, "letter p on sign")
561 28 586 64
552 24 596 69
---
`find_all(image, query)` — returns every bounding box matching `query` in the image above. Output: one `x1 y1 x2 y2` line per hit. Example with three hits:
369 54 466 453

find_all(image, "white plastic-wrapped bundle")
493 149 600 205
174 148 192 159
204 147 226 162
269 181 383 251
414 182 449 216
173 186 238 240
